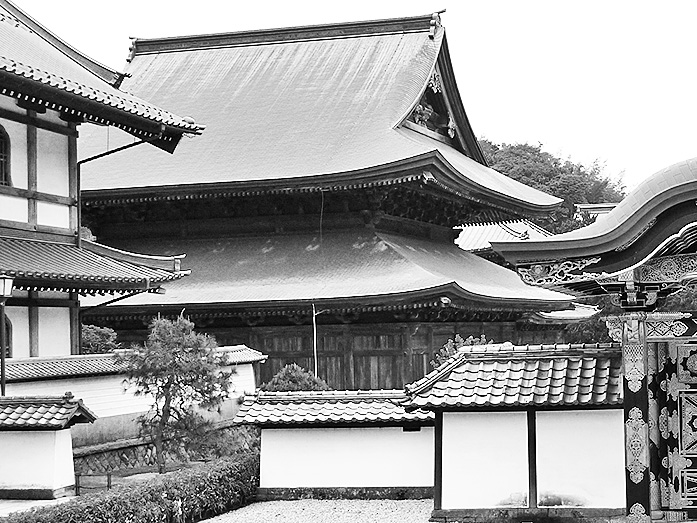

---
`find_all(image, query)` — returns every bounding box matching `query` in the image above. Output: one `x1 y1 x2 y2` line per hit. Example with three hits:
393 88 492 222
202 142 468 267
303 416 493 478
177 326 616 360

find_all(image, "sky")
11 0 697 191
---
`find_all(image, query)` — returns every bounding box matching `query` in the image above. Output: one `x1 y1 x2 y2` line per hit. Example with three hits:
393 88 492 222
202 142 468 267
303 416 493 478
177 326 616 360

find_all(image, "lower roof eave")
81 283 574 317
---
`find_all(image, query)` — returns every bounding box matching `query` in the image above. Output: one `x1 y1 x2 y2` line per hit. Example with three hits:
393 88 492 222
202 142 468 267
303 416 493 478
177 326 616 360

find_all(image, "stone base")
257 486 433 501
430 507 626 523
0 485 75 500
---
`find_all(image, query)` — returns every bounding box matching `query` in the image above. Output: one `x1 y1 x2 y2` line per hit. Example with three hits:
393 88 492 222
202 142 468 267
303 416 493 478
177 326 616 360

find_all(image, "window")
0 125 10 186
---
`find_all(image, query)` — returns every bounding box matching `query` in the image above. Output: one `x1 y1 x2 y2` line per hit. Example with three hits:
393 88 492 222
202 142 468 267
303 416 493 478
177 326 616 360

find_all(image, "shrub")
80 324 120 354
260 363 331 392
5 451 259 523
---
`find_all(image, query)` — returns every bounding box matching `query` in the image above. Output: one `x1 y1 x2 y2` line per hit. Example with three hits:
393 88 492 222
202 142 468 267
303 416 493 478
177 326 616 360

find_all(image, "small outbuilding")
0 393 96 499
405 342 625 523
234 389 434 499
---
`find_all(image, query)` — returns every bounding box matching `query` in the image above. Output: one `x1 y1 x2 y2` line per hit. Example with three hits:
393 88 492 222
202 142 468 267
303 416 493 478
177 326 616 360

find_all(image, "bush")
81 324 120 355
5 452 259 523
260 363 331 392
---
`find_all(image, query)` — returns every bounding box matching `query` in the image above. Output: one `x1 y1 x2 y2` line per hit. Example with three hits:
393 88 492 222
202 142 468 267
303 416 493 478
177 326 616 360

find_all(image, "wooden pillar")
608 313 651 523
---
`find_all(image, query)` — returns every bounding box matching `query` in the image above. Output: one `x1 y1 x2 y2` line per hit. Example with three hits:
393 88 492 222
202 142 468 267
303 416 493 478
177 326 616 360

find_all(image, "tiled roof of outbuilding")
0 393 97 430
6 354 124 382
0 1 202 148
218 345 268 364
0 236 188 294
405 342 622 410
234 389 433 426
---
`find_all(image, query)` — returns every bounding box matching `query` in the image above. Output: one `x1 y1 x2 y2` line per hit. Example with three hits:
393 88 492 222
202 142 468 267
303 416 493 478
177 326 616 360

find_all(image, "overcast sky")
12 0 697 191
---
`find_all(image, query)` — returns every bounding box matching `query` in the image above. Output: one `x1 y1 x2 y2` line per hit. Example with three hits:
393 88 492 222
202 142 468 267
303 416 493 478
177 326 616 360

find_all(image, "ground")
205 499 433 523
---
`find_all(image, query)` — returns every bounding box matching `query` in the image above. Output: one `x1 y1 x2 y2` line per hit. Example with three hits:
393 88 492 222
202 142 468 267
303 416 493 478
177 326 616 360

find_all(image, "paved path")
206 499 432 523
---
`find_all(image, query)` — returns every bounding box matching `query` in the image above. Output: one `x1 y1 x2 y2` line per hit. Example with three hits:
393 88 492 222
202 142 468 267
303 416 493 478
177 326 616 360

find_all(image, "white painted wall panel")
36 201 70 229
36 129 69 196
441 412 528 509
0 193 28 222
38 307 71 357
230 363 256 395
5 306 29 359
0 430 74 491
7 375 152 418
536 410 625 508
260 426 434 488
0 99 28 189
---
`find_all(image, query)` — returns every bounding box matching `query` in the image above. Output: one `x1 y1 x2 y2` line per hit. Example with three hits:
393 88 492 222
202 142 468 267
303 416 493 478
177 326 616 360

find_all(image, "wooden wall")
195 321 564 389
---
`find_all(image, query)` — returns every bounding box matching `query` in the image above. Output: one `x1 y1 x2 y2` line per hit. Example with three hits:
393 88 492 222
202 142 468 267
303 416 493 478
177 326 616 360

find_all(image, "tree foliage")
260 363 331 392
117 315 232 473
479 140 624 234
81 324 120 354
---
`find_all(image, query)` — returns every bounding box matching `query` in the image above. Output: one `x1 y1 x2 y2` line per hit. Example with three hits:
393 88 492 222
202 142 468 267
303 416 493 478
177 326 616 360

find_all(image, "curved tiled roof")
80 15 559 214
0 1 202 143
0 393 97 430
7 354 124 382
218 345 268 364
234 389 433 426
79 230 575 310
405 342 622 410
492 158 697 264
0 235 188 293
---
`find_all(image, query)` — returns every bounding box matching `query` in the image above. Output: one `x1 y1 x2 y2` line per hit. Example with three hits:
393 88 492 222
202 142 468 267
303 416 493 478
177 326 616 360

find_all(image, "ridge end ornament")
517 257 601 286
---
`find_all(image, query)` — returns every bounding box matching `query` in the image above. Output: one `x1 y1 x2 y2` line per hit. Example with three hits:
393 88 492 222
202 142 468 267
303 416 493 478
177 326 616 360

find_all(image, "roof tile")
405 343 622 410
0 393 97 430
234 389 433 426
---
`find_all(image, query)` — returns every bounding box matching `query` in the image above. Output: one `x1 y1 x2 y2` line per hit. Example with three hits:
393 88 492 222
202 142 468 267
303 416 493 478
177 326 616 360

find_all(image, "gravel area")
205 499 433 523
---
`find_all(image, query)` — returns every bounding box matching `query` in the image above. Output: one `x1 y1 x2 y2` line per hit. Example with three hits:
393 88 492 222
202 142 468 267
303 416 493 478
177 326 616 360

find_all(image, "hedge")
5 451 259 523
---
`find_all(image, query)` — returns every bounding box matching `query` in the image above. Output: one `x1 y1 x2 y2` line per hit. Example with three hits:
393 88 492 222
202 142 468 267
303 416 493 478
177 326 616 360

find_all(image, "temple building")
79 13 586 389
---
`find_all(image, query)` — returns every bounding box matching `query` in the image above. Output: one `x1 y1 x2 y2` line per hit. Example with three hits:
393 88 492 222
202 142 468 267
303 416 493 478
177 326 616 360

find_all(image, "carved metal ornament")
680 391 697 454
517 257 601 286
625 344 646 393
626 502 650 523
428 72 442 93
605 318 623 343
626 407 649 484
646 320 689 339
640 254 697 283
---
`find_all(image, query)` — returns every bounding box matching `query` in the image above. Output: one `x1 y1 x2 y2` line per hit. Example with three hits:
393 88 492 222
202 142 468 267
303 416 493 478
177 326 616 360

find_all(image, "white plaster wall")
36 201 70 229
0 193 28 222
441 411 528 509
7 374 151 418
536 410 625 508
36 129 69 197
230 363 256 395
0 429 74 492
260 426 434 488
5 305 29 359
38 307 71 357
0 98 28 190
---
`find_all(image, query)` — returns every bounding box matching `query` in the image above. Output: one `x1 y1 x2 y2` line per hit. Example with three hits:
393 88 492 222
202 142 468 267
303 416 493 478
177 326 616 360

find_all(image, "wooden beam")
0 106 77 137
26 112 37 227
434 411 443 510
28 291 38 357
527 409 538 508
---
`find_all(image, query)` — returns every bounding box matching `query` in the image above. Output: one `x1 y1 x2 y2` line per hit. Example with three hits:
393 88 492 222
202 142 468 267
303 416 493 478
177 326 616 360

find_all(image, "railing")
74 472 112 495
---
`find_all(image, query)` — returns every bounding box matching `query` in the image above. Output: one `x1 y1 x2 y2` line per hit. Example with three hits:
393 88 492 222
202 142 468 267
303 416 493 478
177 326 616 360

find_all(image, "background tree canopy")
479 140 625 234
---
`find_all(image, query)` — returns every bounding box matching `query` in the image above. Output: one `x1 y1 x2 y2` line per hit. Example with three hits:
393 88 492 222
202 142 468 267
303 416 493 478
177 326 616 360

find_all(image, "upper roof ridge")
131 13 440 57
